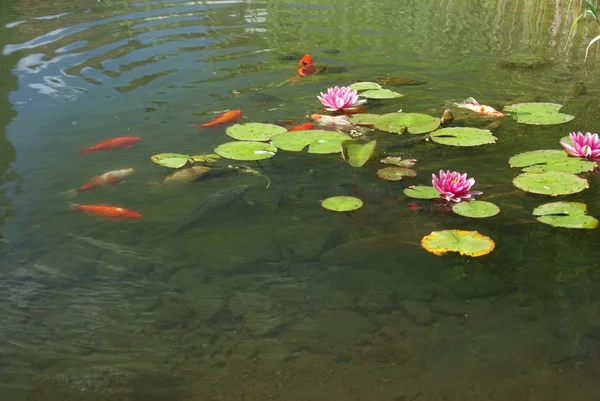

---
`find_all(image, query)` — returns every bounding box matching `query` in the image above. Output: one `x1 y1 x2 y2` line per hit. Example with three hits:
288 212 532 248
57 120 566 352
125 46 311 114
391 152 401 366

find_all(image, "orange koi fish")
77 168 133 193
78 136 141 155
288 122 315 131
296 54 317 77
194 109 242 129
454 97 505 117
71 203 141 219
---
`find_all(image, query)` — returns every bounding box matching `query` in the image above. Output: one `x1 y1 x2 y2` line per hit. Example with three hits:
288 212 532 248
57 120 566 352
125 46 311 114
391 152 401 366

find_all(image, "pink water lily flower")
317 86 366 111
432 170 482 202
560 132 600 161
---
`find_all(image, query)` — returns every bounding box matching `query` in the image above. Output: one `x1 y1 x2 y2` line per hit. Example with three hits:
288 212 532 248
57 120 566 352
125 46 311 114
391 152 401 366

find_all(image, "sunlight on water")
0 0 600 400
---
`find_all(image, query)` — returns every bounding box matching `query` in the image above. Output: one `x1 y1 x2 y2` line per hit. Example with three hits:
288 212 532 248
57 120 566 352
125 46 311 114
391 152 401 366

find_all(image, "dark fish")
375 77 426 86
177 185 250 231
316 65 348 74
321 49 341 54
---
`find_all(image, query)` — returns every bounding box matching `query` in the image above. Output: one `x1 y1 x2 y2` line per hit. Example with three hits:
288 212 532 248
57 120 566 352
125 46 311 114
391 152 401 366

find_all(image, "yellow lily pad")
421 230 495 257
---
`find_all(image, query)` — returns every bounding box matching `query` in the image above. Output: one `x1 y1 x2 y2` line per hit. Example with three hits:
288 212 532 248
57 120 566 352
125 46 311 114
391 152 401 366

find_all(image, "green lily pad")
421 230 495 257
226 123 287 141
377 166 417 181
359 89 404 99
512 172 589 195
509 149 596 174
349 113 380 126
342 140 376 168
321 196 363 212
403 185 440 199
380 156 417 167
532 202 598 229
189 153 220 164
349 82 382 91
374 112 440 135
214 141 277 161
151 153 190 168
271 130 350 154
430 127 497 147
452 201 500 218
503 102 574 125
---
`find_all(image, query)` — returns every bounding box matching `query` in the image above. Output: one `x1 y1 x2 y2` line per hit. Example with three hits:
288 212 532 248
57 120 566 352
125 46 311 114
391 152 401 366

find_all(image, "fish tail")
77 147 91 155
63 189 78 198
67 201 81 210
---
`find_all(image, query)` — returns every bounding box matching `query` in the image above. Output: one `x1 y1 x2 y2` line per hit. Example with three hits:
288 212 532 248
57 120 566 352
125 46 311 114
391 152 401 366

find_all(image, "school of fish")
71 54 505 220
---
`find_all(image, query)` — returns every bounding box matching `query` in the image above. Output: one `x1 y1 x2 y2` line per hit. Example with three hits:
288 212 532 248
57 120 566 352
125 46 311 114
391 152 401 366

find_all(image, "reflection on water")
1 0 600 400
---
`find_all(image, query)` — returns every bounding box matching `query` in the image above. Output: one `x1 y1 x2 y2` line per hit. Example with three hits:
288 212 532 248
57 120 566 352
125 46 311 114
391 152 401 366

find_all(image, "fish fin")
67 201 80 210
77 148 90 155
464 96 479 105
62 189 78 199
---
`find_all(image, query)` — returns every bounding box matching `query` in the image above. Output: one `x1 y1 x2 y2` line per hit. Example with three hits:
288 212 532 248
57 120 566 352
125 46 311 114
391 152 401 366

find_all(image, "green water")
1 0 600 399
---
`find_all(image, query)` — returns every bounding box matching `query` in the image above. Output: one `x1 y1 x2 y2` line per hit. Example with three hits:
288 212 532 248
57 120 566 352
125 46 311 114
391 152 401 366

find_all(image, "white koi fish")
454 97 505 117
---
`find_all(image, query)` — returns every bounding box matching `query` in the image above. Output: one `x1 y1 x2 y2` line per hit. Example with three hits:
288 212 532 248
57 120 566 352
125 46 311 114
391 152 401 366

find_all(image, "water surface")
1 0 600 400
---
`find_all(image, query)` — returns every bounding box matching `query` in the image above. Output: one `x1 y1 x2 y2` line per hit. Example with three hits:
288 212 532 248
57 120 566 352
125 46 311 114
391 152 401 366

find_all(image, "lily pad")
271 130 350 154
421 230 495 257
503 102 574 125
226 123 287 141
349 113 380 126
377 166 417 181
430 127 497 147
374 112 440 135
214 141 277 161
403 185 440 199
342 140 376 168
321 196 363 212
512 171 589 195
452 201 500 218
349 82 382 91
151 153 190 169
189 153 220 164
380 156 417 167
532 201 598 229
359 89 404 99
508 149 596 174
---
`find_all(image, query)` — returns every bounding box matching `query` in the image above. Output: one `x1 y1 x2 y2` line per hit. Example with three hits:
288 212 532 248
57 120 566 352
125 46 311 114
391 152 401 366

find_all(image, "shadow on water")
0 0 600 400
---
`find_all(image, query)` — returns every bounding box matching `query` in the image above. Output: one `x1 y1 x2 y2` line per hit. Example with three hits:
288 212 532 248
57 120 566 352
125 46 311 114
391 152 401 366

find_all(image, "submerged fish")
77 168 133 192
78 137 141 155
376 77 426 86
71 203 141 219
309 114 356 130
454 97 505 117
194 109 242 129
177 184 250 231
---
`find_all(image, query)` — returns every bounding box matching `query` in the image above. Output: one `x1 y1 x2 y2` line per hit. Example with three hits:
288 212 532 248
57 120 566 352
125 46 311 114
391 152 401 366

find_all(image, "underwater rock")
284 310 377 349
325 290 355 310
185 284 227 320
356 288 395 312
230 340 262 360
293 353 335 372
499 54 554 70
275 223 341 262
257 343 293 374
400 300 436 326
229 292 277 318
30 365 137 401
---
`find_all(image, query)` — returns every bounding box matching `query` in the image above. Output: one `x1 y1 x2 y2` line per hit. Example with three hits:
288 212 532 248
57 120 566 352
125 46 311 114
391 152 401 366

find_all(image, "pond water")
1 0 600 400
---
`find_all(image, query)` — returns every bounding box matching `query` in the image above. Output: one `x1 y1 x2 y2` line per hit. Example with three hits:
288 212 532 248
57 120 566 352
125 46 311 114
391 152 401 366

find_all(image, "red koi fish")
454 97 505 117
288 122 315 131
71 203 141 219
77 168 133 193
78 136 141 155
297 54 317 77
194 109 242 129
